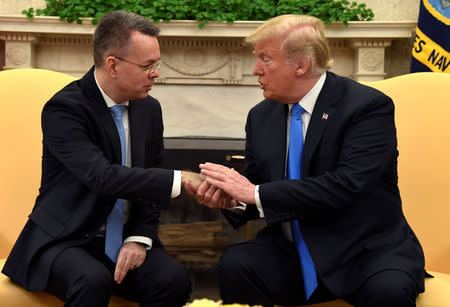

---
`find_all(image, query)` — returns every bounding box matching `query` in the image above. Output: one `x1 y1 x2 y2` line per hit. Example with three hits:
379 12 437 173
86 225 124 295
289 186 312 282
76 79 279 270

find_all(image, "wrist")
180 170 189 186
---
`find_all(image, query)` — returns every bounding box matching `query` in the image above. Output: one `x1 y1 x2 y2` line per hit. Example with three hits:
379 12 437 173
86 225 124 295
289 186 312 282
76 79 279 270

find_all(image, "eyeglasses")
113 56 162 74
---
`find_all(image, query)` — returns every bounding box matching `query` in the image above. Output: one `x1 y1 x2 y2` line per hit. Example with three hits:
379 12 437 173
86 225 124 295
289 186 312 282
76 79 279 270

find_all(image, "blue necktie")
287 103 318 300
105 104 126 262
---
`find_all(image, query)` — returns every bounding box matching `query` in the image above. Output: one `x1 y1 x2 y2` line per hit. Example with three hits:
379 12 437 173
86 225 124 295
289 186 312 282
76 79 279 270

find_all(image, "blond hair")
245 15 333 75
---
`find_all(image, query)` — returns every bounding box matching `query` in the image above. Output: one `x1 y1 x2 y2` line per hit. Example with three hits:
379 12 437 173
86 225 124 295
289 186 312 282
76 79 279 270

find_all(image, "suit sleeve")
221 111 263 229
42 98 173 206
126 101 166 241
150 99 165 168
259 92 398 225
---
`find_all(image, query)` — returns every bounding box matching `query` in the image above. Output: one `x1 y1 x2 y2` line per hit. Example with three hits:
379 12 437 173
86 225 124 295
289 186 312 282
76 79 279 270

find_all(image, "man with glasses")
112 56 162 75
2 10 202 307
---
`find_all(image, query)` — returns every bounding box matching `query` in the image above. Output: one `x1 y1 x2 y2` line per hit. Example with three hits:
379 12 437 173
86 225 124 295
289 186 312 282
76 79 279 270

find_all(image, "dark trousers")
46 237 191 307
219 227 419 307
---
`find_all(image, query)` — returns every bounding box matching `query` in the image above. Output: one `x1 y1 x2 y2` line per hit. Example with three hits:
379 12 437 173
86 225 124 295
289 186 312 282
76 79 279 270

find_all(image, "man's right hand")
185 180 238 209
181 170 205 192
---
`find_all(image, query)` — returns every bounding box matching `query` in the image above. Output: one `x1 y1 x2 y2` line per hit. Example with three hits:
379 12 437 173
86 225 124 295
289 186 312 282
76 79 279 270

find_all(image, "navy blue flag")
411 0 450 73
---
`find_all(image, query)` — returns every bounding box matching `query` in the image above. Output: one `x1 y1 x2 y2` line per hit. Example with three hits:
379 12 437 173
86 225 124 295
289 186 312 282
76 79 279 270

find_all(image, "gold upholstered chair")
362 72 450 307
0 68 139 307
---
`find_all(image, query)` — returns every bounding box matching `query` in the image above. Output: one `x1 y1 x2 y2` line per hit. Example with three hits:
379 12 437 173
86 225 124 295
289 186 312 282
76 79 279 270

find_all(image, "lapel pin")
321 113 329 120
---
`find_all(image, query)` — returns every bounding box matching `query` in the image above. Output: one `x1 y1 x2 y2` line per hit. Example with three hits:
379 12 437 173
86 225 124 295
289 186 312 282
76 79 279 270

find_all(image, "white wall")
0 1 420 139
0 0 45 15
356 0 419 21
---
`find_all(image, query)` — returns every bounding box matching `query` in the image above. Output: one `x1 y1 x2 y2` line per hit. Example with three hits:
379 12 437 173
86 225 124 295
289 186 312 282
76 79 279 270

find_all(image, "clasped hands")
182 162 256 208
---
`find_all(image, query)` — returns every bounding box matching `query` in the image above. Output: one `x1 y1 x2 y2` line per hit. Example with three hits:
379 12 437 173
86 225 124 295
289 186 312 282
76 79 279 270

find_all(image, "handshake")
180 162 256 208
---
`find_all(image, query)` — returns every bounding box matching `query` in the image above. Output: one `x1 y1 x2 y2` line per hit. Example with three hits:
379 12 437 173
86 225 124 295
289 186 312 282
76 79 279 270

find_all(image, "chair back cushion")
363 72 450 274
0 68 77 258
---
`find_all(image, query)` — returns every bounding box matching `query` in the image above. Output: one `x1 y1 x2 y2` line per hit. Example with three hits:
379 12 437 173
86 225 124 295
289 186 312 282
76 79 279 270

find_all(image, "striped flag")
411 0 450 73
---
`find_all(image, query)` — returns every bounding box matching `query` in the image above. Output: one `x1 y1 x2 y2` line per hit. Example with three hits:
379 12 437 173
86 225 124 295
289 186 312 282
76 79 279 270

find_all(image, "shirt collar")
94 69 129 108
289 72 327 114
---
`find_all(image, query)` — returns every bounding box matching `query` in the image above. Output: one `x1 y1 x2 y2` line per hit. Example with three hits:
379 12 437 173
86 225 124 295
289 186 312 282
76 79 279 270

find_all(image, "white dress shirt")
251 72 327 240
94 71 181 249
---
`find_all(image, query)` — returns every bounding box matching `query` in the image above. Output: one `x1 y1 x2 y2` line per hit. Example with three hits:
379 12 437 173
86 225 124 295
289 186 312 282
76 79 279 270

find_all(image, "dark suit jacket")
223 72 425 297
2 67 174 291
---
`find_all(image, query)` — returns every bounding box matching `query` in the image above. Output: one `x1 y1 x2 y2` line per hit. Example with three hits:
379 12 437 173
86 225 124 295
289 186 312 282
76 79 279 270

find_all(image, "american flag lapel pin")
321 112 329 120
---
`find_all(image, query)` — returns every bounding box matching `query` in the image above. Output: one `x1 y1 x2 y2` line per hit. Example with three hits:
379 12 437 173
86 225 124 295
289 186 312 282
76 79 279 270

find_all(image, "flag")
411 0 450 73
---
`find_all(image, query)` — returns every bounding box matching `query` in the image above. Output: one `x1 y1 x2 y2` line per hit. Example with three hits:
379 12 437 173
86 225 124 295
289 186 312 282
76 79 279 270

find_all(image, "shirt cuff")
227 202 247 213
124 236 153 250
171 170 181 198
255 185 265 218
227 185 264 218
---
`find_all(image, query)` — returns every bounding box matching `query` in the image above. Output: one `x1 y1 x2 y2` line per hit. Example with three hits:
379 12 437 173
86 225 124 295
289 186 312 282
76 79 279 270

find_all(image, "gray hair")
93 11 160 67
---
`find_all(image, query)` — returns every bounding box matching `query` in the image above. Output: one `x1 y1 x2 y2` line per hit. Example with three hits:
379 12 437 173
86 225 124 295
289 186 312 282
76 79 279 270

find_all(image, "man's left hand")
114 241 146 284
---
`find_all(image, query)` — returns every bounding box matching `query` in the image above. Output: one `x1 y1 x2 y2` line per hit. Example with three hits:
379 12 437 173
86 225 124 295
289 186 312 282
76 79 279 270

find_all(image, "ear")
104 56 118 79
295 56 311 77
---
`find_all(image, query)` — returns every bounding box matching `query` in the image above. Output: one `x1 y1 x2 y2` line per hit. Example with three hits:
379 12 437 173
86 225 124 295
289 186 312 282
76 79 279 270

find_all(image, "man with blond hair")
193 15 425 307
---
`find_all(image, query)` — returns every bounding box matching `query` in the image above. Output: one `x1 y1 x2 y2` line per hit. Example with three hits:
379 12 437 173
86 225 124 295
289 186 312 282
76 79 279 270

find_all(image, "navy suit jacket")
223 72 425 297
2 67 174 291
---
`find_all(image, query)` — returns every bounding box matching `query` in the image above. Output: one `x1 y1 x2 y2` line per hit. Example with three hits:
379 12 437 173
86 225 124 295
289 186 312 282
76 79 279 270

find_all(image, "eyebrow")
140 57 161 66
254 49 270 57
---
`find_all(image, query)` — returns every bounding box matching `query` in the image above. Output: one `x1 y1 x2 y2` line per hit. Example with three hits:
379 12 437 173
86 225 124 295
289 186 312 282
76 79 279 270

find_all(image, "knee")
166 263 191 296
153 262 191 304
355 270 417 307
78 265 113 292
363 285 416 307
67 265 113 301
219 246 253 282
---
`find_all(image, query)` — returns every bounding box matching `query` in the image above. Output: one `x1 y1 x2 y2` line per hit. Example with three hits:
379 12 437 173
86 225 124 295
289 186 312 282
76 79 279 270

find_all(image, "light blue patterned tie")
105 104 126 262
287 103 318 300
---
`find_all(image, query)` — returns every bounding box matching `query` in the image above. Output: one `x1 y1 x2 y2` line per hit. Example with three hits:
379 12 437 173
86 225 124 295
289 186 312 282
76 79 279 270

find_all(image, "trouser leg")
46 246 113 307
219 228 335 307
116 247 191 307
349 269 419 307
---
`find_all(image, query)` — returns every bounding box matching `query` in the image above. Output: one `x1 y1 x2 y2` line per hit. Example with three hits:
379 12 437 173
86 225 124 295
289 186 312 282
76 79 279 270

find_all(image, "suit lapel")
269 101 289 180
81 67 122 163
302 72 340 176
128 101 146 168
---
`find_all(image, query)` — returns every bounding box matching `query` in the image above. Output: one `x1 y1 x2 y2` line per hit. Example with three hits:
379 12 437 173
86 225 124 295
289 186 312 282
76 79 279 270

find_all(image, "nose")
148 67 160 78
253 58 264 76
